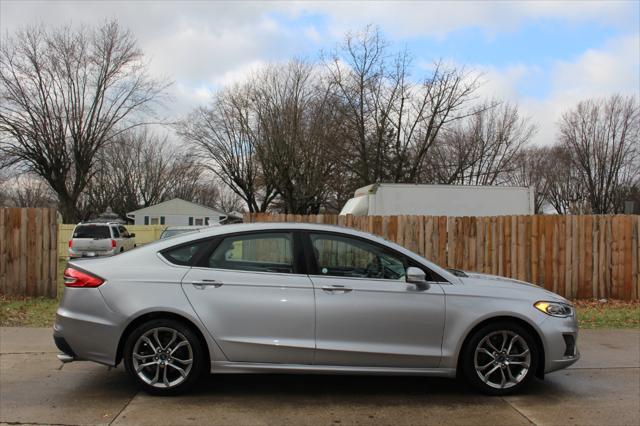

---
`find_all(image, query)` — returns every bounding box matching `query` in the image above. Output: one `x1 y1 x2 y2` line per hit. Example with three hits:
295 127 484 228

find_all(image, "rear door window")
73 225 111 239
207 232 294 274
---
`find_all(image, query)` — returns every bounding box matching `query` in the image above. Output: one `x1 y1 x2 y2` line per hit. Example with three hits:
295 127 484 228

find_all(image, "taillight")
111 239 116 248
63 267 104 287
68 240 72 248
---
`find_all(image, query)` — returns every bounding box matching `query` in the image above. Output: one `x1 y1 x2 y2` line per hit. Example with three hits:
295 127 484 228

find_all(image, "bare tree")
544 145 590 214
558 95 639 214
82 129 212 220
252 61 338 214
178 85 277 212
507 146 554 213
0 21 168 222
0 174 56 208
323 26 480 191
428 102 536 186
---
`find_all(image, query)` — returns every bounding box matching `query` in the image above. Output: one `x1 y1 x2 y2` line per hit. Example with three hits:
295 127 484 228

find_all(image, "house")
126 198 227 226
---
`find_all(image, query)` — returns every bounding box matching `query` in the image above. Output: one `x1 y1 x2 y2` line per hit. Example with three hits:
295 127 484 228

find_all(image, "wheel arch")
115 311 211 369
456 315 546 379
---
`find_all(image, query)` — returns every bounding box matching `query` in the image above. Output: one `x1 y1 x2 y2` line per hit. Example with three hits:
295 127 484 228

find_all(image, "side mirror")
406 266 428 287
129 233 136 238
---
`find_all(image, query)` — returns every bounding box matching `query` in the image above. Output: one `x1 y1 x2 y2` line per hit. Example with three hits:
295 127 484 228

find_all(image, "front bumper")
539 313 580 374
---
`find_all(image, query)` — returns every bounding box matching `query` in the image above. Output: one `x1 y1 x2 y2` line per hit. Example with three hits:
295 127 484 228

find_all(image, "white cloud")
304 25 322 43
469 34 640 145
551 34 640 100
287 0 637 39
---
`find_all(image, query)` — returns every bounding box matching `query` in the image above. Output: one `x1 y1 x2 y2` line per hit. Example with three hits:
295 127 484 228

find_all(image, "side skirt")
211 361 456 378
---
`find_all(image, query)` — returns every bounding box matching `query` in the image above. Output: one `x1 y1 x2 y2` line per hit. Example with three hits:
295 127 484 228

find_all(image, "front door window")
309 233 405 280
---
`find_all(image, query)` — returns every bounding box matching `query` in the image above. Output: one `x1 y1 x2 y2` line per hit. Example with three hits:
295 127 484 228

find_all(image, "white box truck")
339 184 535 216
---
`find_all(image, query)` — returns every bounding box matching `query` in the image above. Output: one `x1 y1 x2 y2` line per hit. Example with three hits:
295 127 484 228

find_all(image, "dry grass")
574 299 639 329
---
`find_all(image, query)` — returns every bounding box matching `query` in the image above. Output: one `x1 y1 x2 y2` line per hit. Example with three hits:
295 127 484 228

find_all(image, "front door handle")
192 279 223 289
321 285 352 294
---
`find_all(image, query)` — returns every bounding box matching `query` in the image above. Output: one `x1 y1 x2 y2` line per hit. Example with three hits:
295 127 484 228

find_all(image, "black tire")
461 321 539 396
123 318 206 396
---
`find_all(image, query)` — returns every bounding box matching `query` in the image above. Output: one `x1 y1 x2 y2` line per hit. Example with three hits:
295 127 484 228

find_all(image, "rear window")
73 225 111 239
161 241 208 266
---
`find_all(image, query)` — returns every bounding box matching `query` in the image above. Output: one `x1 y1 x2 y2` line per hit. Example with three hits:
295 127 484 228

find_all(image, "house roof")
126 198 226 217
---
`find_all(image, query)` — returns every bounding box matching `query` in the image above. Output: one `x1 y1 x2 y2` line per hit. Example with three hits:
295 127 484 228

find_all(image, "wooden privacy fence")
245 213 640 300
0 208 58 298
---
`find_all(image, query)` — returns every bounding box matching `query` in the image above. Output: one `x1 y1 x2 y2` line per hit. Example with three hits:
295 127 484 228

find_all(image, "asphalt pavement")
1 327 638 426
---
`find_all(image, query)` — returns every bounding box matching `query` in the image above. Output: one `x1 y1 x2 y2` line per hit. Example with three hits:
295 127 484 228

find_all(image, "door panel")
312 276 445 367
180 231 314 364
305 231 446 368
182 268 315 364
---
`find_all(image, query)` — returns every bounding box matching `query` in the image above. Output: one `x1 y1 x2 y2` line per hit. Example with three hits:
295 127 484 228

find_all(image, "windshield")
73 225 111 239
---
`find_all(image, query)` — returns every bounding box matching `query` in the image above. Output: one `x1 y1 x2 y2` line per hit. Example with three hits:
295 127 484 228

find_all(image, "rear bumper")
69 248 117 258
54 287 124 366
53 333 77 358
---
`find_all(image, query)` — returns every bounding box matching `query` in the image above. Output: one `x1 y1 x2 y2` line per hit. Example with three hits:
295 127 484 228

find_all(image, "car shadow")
91 365 570 399
192 373 485 398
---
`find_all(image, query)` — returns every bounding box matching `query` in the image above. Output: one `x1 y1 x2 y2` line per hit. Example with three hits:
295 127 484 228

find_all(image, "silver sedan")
54 223 579 395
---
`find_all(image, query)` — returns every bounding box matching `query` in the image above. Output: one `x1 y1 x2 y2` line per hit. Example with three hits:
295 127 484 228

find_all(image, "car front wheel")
123 319 206 395
461 321 539 395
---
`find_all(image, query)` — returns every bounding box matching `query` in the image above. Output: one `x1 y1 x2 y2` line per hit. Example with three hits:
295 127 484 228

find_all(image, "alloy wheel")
132 327 194 388
473 330 531 389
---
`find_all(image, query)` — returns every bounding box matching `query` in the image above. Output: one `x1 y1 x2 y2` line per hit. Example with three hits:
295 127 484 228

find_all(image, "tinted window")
310 233 405 280
73 225 111 239
111 227 120 238
162 242 206 266
208 232 294 274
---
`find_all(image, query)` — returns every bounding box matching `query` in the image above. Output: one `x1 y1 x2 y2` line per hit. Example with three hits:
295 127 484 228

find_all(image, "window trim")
300 230 448 283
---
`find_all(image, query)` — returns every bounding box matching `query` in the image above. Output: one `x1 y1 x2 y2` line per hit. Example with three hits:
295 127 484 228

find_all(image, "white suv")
69 223 136 258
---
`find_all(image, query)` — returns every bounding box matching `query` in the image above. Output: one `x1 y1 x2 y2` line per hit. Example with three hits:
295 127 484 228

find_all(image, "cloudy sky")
1 0 638 145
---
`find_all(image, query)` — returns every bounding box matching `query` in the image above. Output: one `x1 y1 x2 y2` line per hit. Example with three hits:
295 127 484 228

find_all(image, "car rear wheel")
461 321 539 395
123 319 206 395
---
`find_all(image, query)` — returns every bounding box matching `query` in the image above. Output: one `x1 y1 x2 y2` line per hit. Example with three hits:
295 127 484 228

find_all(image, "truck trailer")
339 184 535 216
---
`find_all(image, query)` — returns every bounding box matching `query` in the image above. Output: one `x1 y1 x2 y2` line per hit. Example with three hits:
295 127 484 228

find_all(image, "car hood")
457 271 570 304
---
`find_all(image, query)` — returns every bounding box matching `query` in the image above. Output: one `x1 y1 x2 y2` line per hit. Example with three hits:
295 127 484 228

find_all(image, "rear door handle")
321 285 352 294
192 279 223 289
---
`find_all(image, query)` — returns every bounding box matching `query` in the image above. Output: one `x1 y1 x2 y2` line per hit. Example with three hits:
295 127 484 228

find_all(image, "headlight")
534 301 573 317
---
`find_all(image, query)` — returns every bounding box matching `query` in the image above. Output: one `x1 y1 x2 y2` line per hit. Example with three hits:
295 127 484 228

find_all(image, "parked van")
340 184 535 216
69 222 136 258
